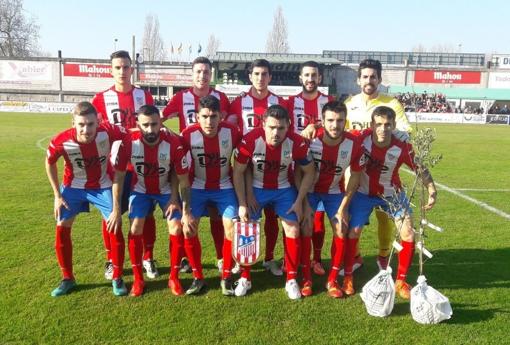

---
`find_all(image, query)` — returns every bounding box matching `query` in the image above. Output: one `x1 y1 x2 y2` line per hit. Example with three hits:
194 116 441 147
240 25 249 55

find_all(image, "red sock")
300 236 312 282
142 216 156 261
101 219 111 261
264 208 279 261
210 218 225 260
55 225 74 280
222 238 233 279
397 240 415 281
184 236 204 280
240 265 251 280
284 236 300 281
128 233 144 281
343 238 359 277
328 236 345 282
169 234 184 280
109 227 125 280
312 211 325 262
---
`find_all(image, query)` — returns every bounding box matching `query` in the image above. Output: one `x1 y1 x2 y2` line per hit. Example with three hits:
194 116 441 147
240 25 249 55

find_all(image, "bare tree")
0 0 40 57
265 6 290 54
205 34 220 58
141 14 166 62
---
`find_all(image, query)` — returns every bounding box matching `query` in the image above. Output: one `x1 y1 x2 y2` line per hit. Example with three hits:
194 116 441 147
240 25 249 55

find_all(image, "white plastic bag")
360 267 396 317
410 275 453 324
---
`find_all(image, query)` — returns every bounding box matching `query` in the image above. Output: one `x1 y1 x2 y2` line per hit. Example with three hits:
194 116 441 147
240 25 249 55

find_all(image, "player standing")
227 59 288 276
343 106 437 299
112 105 191 296
162 56 231 271
287 61 334 277
46 102 129 297
180 96 241 296
91 50 159 280
233 105 315 299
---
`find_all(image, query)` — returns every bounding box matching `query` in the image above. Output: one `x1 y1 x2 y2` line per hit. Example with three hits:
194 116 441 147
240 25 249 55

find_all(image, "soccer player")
233 104 315 299
227 59 288 276
112 105 191 297
287 61 334 276
46 102 129 297
162 56 231 271
300 100 363 297
180 95 241 296
91 50 159 280
343 106 437 299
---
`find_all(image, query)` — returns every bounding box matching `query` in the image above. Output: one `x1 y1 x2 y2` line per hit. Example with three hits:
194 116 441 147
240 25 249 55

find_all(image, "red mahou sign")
414 70 481 84
63 63 112 78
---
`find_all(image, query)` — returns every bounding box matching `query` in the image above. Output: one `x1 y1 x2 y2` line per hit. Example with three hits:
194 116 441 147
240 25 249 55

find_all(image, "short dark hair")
321 100 347 119
198 95 220 112
73 101 97 117
358 58 382 79
249 59 272 75
192 56 212 69
300 60 322 75
110 50 132 63
138 104 160 117
371 106 396 122
263 104 289 123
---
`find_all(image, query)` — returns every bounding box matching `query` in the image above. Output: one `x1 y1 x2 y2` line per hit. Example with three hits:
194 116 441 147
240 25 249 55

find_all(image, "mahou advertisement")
414 70 481 84
63 63 112 78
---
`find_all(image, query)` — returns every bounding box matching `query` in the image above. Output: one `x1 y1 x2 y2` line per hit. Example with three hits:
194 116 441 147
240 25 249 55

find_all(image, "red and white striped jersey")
161 87 230 133
310 129 363 194
228 90 287 136
287 92 333 133
235 128 311 189
359 130 416 197
92 86 154 129
181 122 241 190
46 123 128 189
116 130 188 195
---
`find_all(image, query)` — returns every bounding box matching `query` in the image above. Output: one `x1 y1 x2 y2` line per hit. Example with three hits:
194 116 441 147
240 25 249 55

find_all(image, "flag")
197 44 202 54
189 44 192 54
170 43 174 54
177 43 183 54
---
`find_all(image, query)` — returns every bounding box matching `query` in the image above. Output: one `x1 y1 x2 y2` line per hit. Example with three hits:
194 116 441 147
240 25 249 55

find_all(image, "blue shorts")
129 191 182 220
190 188 238 219
349 191 412 229
252 187 298 223
307 192 344 220
121 171 132 214
59 186 112 221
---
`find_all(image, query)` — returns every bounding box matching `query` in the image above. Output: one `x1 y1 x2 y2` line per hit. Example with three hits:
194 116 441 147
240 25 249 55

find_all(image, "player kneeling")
345 106 437 299
46 102 129 297
112 105 192 297
300 101 364 297
233 105 315 300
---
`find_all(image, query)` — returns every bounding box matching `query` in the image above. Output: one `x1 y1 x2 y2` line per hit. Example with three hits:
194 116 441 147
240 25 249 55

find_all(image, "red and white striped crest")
233 220 260 266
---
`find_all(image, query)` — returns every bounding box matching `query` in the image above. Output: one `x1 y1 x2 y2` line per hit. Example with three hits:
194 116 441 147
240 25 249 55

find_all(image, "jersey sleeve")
162 92 181 119
91 93 109 124
401 142 417 171
46 136 64 164
234 136 253 164
350 139 364 172
144 90 155 105
391 98 411 132
170 136 189 175
114 138 131 172
292 135 312 166
219 92 231 118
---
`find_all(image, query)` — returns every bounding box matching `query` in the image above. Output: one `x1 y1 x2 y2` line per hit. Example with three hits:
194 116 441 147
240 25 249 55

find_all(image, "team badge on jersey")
233 220 260 266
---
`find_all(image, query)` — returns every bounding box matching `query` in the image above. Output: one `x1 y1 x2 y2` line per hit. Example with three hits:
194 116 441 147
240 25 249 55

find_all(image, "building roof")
212 51 341 64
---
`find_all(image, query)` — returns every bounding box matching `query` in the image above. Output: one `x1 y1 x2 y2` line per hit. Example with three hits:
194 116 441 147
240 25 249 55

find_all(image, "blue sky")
24 0 509 59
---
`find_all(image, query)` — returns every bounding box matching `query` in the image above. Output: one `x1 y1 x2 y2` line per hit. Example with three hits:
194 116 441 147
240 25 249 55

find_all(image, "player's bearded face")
73 114 98 144
323 110 345 140
300 67 321 93
138 114 161 144
263 117 288 146
358 68 381 96
193 63 211 89
372 115 394 146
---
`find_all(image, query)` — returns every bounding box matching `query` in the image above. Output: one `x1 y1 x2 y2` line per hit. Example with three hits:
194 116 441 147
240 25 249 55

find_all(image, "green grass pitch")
0 112 509 344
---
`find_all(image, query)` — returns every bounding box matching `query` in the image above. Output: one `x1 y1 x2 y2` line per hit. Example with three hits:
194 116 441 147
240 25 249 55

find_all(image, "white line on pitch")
36 135 51 151
455 188 510 192
402 169 510 221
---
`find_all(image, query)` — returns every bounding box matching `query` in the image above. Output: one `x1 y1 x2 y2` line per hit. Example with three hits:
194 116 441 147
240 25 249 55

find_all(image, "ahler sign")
414 70 481 84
